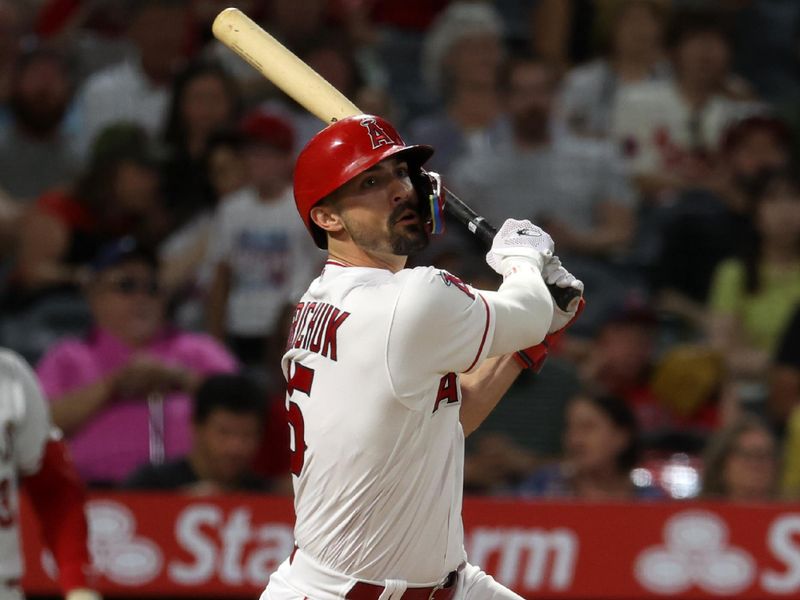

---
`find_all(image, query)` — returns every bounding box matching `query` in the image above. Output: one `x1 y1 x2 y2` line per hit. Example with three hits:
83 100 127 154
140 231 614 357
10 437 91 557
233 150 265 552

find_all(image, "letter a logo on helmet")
360 117 395 150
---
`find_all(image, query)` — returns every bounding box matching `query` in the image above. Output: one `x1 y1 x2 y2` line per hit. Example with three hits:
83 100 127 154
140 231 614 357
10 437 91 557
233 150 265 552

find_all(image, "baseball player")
261 114 584 600
0 348 99 600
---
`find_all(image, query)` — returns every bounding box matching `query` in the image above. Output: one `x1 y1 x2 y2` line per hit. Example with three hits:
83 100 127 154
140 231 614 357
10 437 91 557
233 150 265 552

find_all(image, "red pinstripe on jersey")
465 293 490 372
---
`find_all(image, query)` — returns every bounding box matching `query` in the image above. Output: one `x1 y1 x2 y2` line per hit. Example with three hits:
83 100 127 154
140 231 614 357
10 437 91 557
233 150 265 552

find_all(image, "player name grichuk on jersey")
281 260 496 584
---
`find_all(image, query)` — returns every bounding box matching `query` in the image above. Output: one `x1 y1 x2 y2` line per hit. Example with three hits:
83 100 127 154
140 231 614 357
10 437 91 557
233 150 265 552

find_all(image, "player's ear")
310 203 345 234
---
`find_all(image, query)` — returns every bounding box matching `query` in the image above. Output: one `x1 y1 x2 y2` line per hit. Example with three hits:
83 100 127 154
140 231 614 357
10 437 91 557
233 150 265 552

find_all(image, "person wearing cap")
206 109 323 367
35 237 237 486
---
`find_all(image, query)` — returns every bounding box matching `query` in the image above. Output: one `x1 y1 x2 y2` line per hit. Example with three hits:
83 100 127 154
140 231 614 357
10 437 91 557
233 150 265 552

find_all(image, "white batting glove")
542 255 584 333
65 589 102 600
486 218 554 276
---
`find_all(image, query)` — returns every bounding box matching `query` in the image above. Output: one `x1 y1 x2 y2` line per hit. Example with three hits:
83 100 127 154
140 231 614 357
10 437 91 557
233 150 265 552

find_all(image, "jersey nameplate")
286 302 350 361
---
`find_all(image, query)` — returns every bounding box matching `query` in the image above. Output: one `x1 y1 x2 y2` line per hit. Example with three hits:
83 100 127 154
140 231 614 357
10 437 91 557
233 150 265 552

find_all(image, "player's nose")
390 176 415 206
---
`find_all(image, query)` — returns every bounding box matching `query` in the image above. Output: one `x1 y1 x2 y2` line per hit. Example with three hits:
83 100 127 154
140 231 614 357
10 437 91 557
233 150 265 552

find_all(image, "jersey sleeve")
386 268 495 407
0 349 50 475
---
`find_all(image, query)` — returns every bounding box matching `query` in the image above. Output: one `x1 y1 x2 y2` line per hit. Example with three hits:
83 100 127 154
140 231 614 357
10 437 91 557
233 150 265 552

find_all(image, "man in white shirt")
260 114 583 599
207 110 322 365
611 7 756 198
73 0 190 157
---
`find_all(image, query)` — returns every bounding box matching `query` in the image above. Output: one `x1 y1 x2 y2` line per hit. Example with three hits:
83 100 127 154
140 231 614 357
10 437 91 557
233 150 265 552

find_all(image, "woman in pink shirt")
36 237 237 486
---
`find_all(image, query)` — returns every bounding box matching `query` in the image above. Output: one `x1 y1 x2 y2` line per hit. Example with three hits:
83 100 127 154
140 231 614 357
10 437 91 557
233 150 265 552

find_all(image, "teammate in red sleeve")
260 114 583 600
0 348 99 600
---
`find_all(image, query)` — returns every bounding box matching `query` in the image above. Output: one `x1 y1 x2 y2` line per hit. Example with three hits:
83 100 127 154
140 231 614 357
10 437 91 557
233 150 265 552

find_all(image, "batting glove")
485 218 554 276
542 255 584 333
65 590 102 600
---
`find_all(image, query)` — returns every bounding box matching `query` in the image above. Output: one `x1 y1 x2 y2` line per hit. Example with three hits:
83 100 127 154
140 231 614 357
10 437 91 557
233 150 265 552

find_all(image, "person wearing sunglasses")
34 237 238 487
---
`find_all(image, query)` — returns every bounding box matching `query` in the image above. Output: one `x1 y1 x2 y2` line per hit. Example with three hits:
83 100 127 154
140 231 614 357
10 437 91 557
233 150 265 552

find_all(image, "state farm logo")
635 510 755 595
88 500 163 585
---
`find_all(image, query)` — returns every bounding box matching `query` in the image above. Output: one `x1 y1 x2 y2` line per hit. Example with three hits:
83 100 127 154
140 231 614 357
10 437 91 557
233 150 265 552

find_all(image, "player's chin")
391 224 429 255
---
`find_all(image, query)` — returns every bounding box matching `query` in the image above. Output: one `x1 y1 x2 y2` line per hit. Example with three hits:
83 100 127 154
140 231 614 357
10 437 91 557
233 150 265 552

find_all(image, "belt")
346 569 459 600
289 547 460 600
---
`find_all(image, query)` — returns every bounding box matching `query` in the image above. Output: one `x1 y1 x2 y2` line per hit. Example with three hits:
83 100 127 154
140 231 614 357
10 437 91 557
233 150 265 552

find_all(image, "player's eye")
362 176 377 188
396 166 409 178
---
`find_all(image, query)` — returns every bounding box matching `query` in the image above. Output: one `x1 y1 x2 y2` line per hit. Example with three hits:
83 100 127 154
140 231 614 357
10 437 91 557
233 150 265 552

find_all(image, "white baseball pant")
260 552 525 600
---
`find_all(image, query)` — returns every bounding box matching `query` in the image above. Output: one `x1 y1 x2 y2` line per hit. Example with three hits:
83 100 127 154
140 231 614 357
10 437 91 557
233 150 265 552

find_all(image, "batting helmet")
294 114 434 248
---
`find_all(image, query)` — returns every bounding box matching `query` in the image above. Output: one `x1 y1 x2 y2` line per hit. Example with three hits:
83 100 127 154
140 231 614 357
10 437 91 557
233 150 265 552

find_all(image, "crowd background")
1 0 800 504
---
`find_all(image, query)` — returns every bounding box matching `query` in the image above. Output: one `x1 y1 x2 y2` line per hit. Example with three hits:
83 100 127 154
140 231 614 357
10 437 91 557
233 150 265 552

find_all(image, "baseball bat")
212 7 580 311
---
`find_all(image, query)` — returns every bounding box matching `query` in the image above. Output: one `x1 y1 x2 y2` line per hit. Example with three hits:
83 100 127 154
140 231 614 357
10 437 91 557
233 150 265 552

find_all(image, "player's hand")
542 255 584 333
514 258 585 370
485 218 554 275
65 589 102 600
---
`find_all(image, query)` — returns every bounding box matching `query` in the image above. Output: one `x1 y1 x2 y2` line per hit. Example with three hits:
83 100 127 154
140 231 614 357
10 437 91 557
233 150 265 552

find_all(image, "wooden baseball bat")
212 8 580 311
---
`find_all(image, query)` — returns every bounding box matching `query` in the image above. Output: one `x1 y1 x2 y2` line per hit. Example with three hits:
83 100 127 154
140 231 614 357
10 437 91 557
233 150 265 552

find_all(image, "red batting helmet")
294 114 434 248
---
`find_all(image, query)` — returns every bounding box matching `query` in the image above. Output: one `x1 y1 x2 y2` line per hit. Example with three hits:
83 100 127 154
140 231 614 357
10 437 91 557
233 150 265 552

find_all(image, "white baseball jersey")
281 260 497 584
0 349 50 582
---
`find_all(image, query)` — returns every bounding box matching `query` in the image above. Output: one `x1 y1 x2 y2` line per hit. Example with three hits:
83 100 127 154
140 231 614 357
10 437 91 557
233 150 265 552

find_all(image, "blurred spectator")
727 0 800 105
0 0 22 116
33 0 133 80
452 55 636 333
263 36 365 152
0 46 78 204
160 128 249 330
264 0 331 56
701 414 779 501
73 0 191 156
465 357 581 493
530 0 600 73
708 170 800 380
161 59 242 229
612 6 755 200
652 115 793 329
9 123 168 307
771 306 800 428
780 404 800 498
648 343 730 446
364 0 450 117
454 56 635 257
559 0 670 140
516 392 663 499
581 303 658 413
209 0 334 100
410 1 510 174
125 373 270 493
207 109 322 366
36 237 237 486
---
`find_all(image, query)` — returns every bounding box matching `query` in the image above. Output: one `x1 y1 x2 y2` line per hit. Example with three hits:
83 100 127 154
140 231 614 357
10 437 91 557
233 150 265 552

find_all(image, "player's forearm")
459 354 523 436
50 378 114 436
483 264 554 356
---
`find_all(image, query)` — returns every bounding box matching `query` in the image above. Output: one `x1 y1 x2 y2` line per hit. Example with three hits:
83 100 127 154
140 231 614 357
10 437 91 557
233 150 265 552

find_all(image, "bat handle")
442 186 582 312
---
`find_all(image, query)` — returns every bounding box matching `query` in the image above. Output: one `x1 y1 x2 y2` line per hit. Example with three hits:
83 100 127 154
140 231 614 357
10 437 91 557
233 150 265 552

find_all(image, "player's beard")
387 202 429 255
342 202 429 256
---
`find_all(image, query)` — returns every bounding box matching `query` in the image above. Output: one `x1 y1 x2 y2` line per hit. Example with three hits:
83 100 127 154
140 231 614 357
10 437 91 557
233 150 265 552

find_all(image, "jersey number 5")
286 360 314 476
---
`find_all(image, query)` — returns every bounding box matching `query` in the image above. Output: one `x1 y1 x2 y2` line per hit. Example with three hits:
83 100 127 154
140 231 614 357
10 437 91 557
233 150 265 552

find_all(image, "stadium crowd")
1 0 800 504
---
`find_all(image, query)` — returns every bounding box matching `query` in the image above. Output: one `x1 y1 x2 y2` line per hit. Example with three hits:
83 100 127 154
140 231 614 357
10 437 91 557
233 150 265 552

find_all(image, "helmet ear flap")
411 170 446 236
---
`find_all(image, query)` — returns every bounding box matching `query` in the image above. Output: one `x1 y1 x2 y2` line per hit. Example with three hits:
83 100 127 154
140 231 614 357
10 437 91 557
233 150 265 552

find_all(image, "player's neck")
327 241 407 273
